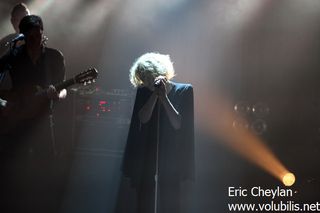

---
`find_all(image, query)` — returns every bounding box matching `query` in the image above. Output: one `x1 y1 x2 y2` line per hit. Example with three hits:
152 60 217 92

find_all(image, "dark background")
1 0 320 212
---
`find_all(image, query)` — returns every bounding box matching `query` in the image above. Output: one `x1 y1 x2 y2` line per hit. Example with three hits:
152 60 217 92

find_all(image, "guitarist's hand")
46 85 58 99
46 85 67 100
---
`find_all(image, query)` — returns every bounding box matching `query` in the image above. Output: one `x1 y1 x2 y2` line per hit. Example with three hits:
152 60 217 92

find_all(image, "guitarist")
0 15 67 213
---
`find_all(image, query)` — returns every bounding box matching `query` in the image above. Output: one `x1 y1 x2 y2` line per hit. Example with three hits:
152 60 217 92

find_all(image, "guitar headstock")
75 68 98 84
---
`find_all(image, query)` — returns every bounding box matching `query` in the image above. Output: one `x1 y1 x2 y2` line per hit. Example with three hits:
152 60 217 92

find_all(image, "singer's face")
140 72 155 91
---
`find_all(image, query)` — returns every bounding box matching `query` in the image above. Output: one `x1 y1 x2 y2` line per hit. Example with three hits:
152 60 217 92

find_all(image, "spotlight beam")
197 90 295 186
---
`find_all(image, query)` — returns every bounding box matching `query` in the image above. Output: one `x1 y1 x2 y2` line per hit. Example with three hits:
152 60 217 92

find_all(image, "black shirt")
0 45 65 91
0 45 65 135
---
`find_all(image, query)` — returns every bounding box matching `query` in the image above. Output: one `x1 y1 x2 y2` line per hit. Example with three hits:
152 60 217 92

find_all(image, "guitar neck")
54 78 76 91
49 67 97 92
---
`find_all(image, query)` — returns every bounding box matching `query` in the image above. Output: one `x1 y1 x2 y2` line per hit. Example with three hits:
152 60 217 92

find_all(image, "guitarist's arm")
46 49 67 100
57 55 67 99
0 51 13 73
0 46 22 73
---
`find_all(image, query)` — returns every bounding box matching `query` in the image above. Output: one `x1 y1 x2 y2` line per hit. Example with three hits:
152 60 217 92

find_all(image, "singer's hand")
154 76 167 98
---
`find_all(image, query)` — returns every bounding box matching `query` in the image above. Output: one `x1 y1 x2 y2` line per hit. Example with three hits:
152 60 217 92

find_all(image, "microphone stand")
154 99 160 213
49 99 57 158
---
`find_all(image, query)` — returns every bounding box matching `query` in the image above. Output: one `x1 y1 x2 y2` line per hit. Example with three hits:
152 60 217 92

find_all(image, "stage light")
232 118 249 131
250 119 267 135
282 173 296 186
234 101 251 115
252 102 270 118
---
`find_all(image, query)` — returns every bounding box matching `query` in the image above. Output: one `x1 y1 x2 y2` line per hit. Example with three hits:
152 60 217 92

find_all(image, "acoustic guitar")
0 67 98 134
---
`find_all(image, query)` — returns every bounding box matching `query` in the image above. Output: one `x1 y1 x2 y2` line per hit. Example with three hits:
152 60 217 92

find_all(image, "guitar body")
0 67 98 134
0 86 49 134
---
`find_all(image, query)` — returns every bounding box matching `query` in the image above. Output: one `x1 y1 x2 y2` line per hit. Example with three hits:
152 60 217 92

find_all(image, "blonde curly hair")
129 52 175 87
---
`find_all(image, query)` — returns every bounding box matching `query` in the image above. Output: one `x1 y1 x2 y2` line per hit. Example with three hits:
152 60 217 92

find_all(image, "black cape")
122 82 195 188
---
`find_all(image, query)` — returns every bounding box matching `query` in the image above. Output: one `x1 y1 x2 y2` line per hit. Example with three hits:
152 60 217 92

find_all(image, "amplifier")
71 85 135 124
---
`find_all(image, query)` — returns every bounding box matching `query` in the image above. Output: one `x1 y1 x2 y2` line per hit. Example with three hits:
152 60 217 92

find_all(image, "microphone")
154 79 162 88
5 34 25 47
11 34 25 43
